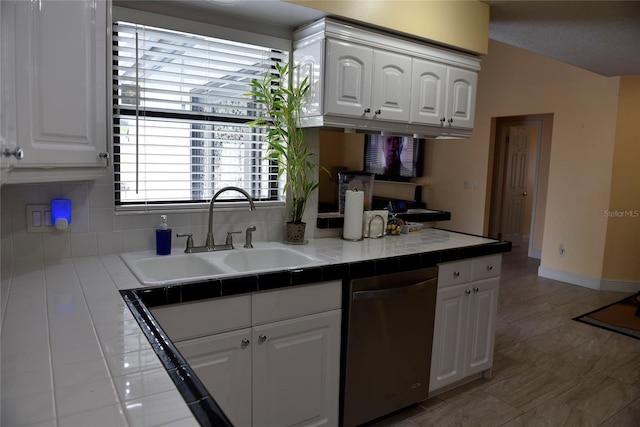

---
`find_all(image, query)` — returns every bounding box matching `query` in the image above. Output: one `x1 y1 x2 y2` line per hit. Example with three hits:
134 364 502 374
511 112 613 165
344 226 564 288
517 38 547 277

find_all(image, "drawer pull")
486 265 493 271
453 271 460 278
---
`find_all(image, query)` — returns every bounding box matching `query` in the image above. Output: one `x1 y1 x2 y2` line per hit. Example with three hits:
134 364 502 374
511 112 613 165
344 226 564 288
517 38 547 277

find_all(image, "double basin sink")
121 242 325 286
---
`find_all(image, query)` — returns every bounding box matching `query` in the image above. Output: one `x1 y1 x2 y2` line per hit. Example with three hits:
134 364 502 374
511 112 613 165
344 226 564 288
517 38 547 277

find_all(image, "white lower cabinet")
160 281 342 427
429 256 501 393
252 310 341 427
175 328 252 427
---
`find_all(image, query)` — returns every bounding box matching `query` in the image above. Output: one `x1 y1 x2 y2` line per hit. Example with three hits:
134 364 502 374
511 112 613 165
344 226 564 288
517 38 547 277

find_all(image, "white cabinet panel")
410 59 446 127
252 310 341 427
4 0 108 183
175 328 252 427
445 67 477 130
466 278 499 374
325 40 372 117
371 50 412 122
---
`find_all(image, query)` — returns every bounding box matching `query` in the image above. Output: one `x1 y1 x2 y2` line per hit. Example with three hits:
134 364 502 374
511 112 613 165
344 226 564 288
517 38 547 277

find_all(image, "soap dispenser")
156 215 172 255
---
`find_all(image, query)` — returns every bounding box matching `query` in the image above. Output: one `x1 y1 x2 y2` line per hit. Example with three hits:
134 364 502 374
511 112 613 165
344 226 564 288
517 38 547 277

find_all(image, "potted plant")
247 62 327 243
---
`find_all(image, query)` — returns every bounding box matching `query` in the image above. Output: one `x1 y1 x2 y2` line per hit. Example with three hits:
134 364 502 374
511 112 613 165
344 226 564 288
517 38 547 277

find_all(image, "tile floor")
369 245 640 426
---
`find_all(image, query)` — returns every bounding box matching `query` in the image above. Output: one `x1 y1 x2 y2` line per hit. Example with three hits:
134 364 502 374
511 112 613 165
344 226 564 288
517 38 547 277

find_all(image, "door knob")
522 191 528 196
3 147 24 160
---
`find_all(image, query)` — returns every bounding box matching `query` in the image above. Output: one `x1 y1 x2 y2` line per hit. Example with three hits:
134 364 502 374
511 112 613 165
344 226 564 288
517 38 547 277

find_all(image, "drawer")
252 280 342 325
470 255 502 281
437 260 471 287
151 294 251 342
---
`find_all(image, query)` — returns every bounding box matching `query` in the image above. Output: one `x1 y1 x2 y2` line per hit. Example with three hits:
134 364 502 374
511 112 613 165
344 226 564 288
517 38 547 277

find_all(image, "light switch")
32 210 42 227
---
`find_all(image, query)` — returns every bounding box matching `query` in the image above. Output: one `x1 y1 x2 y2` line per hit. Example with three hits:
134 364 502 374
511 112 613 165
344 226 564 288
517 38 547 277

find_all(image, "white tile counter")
0 229 506 426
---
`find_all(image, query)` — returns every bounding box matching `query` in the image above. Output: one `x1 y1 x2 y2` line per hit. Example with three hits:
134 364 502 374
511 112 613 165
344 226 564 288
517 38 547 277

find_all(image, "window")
112 21 288 207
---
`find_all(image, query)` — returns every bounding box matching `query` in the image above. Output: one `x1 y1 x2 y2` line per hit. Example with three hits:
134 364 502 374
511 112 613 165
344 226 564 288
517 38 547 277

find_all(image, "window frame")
111 7 292 212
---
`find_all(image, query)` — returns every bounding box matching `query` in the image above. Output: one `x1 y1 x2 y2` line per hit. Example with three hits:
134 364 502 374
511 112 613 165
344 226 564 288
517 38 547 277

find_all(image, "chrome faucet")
178 186 255 253
205 186 255 251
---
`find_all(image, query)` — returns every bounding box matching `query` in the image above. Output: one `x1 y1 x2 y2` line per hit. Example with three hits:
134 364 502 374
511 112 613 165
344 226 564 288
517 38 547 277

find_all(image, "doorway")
488 114 553 259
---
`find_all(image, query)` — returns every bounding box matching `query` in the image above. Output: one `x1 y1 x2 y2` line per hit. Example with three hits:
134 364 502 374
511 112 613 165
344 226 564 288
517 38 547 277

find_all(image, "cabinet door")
465 277 499 376
1 0 17 184
409 58 447 127
429 284 468 392
370 50 412 122
324 39 372 118
13 0 107 168
252 310 341 427
175 328 252 427
445 67 477 130
293 38 323 119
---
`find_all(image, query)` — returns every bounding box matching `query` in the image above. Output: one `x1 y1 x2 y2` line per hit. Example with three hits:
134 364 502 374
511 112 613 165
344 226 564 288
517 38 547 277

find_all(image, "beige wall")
430 39 620 281
318 130 364 206
285 0 489 54
602 76 640 281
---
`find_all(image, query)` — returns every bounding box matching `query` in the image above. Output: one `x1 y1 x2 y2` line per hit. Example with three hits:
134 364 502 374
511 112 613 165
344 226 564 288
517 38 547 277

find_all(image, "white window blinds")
112 21 288 206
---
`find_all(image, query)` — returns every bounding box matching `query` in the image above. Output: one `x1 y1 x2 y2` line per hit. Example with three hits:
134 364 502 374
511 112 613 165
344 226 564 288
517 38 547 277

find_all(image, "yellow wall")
430 39 620 281
285 0 489 54
602 76 640 281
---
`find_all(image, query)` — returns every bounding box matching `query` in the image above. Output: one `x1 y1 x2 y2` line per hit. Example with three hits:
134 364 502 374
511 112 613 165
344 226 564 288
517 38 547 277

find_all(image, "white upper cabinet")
2 0 109 184
293 18 480 138
325 40 411 123
410 59 477 130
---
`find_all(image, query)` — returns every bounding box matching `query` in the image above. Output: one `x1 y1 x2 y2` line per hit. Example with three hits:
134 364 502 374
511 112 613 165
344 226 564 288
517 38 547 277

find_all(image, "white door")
294 39 323 118
13 0 107 167
500 126 530 247
370 50 412 122
175 329 252 427
252 310 341 427
445 67 477 129
429 284 467 392
409 58 446 126
324 40 372 118
1 0 18 184
465 277 499 376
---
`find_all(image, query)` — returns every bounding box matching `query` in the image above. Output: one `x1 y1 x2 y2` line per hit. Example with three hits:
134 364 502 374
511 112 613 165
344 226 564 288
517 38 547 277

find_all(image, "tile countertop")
0 228 509 427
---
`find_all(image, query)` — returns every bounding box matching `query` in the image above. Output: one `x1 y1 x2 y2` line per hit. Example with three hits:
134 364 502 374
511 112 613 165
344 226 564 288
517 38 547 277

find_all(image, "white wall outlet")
558 244 565 257
26 204 56 233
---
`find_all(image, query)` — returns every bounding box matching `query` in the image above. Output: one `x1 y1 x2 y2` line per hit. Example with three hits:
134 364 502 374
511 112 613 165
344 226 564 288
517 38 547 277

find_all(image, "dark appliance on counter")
342 267 438 427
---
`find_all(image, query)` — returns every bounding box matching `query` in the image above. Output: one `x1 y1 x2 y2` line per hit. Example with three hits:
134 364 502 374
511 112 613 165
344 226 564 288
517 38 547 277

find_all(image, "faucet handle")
176 233 194 253
225 231 242 247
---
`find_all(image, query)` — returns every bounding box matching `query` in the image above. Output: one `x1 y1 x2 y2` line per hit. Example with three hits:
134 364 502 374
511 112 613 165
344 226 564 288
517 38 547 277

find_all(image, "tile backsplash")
0 180 290 267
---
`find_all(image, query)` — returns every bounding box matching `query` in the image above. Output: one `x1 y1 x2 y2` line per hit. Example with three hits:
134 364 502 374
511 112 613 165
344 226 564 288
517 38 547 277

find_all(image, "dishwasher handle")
352 277 436 300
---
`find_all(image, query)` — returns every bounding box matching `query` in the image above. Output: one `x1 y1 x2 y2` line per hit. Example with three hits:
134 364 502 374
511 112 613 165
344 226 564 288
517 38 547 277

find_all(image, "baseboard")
538 266 640 292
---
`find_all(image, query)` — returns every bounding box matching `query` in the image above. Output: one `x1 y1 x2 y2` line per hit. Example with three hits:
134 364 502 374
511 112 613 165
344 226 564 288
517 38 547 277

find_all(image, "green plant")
247 62 327 224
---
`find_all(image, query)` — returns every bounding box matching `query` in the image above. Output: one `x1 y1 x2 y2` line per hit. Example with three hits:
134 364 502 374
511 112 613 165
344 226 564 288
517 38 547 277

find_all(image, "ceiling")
121 1 640 77
485 1 640 76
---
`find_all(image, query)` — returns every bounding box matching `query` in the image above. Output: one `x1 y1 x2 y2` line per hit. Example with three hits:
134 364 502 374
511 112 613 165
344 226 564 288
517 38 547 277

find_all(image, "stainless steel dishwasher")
343 267 438 427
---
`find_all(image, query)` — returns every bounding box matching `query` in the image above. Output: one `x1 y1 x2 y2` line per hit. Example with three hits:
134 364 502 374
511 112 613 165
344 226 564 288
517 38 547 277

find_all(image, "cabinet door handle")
3 147 24 160
98 151 110 160
440 117 446 125
486 265 493 271
374 109 381 116
473 287 479 293
453 271 460 278
464 288 471 295
364 108 371 114
258 334 267 344
447 118 454 126
241 338 250 347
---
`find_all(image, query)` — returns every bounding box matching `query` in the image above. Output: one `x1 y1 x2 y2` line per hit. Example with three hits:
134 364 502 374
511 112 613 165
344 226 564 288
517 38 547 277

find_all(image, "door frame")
488 115 551 258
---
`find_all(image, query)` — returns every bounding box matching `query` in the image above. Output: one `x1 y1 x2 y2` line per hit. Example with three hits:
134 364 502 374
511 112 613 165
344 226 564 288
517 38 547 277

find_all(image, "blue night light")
51 199 72 230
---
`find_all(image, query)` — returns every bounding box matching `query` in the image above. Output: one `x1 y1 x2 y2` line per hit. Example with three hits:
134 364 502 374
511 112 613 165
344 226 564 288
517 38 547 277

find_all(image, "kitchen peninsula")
1 229 510 426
